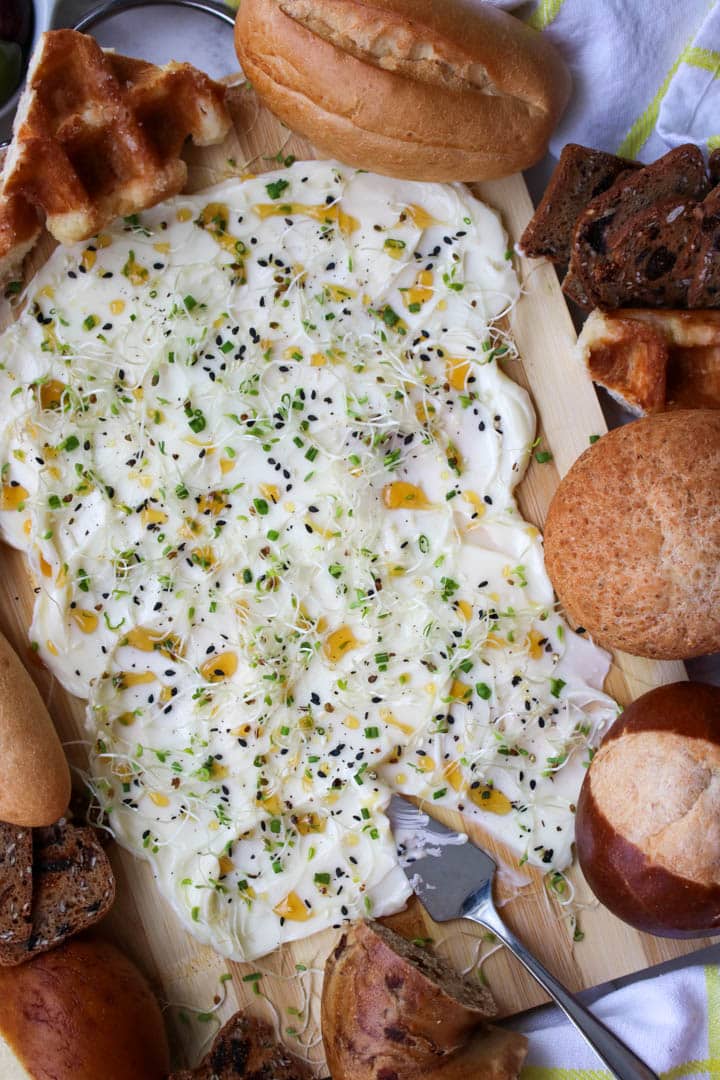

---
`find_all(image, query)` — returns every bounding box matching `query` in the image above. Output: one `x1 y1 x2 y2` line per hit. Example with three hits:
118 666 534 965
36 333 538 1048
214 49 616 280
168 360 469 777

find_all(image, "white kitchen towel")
513 961 720 1079
490 0 720 163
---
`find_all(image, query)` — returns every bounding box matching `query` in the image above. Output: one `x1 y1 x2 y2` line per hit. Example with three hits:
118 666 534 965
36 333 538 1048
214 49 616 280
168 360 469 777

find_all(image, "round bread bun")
576 682 720 937
544 410 720 659
234 0 570 181
0 630 70 826
0 937 170 1079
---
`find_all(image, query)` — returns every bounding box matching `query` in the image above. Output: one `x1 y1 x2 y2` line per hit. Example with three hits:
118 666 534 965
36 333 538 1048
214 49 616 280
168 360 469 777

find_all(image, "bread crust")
234 0 570 180
544 410 720 659
576 682 720 936
0 937 170 1079
0 631 70 827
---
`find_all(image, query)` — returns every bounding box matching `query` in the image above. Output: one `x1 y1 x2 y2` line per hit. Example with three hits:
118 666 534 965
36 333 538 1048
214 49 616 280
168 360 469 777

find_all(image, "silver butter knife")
388 794 659 1080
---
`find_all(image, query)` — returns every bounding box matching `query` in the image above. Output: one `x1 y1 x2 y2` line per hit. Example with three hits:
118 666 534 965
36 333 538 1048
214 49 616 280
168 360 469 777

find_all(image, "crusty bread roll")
235 0 570 181
322 920 527 1079
0 937 170 1079
576 682 720 937
544 410 720 659
0 630 70 826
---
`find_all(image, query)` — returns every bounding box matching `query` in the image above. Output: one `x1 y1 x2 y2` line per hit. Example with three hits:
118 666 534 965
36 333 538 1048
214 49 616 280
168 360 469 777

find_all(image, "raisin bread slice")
170 1014 312 1080
520 143 637 263
568 144 709 309
709 148 720 186
688 186 720 307
585 196 702 309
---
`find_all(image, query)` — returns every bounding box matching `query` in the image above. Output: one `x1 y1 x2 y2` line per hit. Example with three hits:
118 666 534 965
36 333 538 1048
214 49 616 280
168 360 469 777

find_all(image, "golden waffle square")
577 307 720 413
0 29 231 280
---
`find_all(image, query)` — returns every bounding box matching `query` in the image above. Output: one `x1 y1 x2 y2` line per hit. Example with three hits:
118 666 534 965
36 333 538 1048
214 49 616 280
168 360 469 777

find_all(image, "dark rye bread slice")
169 1013 313 1080
710 149 720 186
688 186 720 308
520 143 638 263
0 819 115 966
567 144 710 309
0 821 33 958
580 196 702 309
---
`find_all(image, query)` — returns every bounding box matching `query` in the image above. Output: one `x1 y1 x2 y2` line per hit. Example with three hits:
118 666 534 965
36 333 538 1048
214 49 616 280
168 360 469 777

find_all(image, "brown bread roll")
544 410 720 659
235 0 570 181
576 682 720 937
0 937 169 1078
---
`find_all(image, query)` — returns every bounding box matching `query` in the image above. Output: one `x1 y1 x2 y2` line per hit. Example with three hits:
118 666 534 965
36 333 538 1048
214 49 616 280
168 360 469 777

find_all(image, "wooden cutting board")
0 84 715 1074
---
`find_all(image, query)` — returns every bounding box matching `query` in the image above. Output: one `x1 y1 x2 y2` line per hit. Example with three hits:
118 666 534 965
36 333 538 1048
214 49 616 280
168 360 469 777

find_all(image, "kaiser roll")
544 410 720 659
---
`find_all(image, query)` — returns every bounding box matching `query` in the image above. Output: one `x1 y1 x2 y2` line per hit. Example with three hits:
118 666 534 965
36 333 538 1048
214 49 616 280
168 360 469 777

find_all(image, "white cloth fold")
489 0 720 162
514 961 720 1078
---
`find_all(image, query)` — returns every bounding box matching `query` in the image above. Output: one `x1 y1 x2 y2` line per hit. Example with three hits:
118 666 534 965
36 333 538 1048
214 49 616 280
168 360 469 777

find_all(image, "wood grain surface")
0 84 714 1074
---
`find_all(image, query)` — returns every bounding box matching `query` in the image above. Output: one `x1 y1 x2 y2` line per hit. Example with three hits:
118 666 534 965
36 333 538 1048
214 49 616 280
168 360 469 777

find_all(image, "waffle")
577 307 720 414
0 29 231 282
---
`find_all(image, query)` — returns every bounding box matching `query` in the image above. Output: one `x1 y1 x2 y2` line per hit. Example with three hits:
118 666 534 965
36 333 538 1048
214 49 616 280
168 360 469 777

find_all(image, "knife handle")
464 892 659 1080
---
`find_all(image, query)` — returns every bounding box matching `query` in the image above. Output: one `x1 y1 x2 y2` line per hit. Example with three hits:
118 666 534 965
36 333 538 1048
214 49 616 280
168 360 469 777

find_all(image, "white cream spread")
0 162 618 960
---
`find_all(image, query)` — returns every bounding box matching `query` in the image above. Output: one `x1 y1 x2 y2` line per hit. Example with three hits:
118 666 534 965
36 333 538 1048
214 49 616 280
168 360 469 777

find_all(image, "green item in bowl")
0 39 22 105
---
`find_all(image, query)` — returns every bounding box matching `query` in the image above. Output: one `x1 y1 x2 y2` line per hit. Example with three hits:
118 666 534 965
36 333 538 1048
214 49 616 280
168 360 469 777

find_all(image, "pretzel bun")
544 410 720 659
234 0 570 181
576 682 720 937
0 938 170 1079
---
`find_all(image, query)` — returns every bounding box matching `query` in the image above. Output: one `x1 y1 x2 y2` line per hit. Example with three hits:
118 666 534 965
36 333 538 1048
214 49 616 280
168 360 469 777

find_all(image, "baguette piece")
235 0 570 181
0 630 70 828
520 144 637 262
322 919 527 1079
170 1013 312 1079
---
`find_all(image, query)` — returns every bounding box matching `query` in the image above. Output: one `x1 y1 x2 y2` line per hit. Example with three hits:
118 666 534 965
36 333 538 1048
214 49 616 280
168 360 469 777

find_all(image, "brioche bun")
0 630 70 827
0 937 170 1079
576 682 720 937
544 410 720 659
234 0 570 181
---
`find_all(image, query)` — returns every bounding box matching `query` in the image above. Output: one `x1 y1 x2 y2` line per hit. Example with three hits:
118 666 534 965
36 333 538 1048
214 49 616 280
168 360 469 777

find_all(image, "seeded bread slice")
520 143 638 263
0 819 115 965
568 145 710 309
0 821 32 959
169 1013 312 1080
